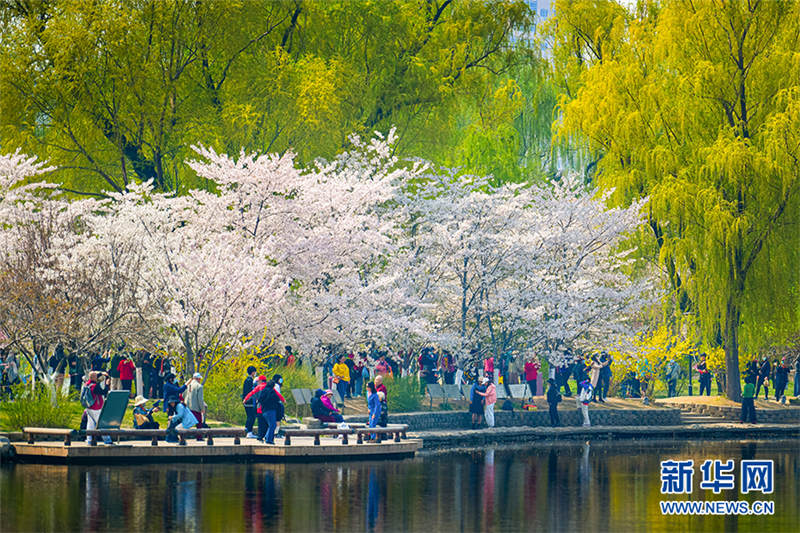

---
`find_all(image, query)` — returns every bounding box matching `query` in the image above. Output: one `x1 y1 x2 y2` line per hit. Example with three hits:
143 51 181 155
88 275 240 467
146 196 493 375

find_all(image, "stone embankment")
664 401 800 423
344 408 682 431
344 408 800 450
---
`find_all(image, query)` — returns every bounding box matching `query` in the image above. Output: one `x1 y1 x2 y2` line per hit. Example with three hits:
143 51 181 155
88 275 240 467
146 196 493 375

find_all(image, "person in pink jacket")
476 376 497 428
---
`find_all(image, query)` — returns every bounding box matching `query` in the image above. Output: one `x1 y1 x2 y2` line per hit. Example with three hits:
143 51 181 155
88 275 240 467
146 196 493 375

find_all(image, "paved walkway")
412 422 800 450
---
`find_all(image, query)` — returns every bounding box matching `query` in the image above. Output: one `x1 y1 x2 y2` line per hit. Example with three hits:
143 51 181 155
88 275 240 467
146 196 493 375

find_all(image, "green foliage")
203 352 273 425
277 365 320 419
0 383 77 431
0 0 537 195
555 0 800 400
382 375 422 413
203 352 319 424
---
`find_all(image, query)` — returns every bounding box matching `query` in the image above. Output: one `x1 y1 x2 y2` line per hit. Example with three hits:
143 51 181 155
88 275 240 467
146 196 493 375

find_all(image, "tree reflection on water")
2 440 797 532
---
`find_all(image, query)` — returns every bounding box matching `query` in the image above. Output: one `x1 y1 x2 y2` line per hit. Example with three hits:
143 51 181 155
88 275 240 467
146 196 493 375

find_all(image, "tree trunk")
183 330 195 376
724 296 743 402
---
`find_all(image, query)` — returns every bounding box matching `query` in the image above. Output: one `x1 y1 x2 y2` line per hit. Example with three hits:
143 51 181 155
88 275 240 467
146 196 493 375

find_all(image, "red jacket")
118 359 135 381
244 383 285 414
524 361 539 382
88 382 107 410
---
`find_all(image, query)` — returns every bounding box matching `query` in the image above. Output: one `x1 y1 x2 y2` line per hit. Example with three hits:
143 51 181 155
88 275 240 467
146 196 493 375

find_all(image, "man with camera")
82 371 113 445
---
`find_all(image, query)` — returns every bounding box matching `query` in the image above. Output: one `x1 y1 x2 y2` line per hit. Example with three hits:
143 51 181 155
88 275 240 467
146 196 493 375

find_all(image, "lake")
2 439 798 532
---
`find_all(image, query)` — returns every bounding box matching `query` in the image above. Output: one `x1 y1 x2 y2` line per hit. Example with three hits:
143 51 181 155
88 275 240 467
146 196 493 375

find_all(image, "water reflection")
2 440 798 532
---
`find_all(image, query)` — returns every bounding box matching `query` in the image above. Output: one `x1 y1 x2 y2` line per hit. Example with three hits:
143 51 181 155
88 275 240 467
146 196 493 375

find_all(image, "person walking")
257 380 281 445
469 379 486 429
185 373 206 429
476 377 497 428
755 355 771 399
332 355 350 401
694 353 712 396
577 379 593 427
242 366 258 438
774 358 790 403
740 377 757 424
546 378 562 427
243 375 268 438
272 373 285 437
366 382 380 441
665 360 680 398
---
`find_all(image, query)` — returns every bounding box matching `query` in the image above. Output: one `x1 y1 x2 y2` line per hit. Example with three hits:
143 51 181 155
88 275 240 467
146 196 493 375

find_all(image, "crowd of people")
2 340 799 439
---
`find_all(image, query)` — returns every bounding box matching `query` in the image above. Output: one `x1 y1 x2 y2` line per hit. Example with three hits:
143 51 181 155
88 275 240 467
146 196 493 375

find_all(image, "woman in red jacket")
117 356 136 397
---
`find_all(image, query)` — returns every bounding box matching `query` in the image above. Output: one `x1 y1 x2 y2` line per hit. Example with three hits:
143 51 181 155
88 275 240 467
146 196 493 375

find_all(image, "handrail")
23 426 246 447
282 424 408 445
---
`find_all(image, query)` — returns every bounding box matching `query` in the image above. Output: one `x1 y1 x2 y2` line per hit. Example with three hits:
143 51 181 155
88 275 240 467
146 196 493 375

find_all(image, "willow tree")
556 0 800 400
0 0 534 195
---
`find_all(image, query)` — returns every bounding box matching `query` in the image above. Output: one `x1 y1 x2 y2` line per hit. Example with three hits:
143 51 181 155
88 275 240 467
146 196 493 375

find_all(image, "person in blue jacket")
163 373 187 415
165 397 198 443
366 382 380 441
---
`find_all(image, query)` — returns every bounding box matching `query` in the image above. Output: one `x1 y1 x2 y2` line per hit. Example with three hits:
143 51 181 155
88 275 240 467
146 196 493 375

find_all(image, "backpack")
80 383 95 409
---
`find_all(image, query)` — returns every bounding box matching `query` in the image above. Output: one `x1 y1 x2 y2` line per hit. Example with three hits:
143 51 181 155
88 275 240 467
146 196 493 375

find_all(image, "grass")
0 392 229 432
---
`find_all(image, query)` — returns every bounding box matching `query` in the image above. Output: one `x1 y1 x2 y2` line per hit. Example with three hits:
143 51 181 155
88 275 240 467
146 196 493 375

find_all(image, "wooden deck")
11 436 421 463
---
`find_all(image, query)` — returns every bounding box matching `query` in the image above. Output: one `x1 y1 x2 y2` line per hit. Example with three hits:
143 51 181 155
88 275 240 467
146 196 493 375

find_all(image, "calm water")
1 440 798 532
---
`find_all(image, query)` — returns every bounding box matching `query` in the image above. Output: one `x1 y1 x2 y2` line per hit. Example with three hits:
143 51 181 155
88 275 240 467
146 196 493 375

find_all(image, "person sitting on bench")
132 396 160 429
165 397 198 442
311 389 344 423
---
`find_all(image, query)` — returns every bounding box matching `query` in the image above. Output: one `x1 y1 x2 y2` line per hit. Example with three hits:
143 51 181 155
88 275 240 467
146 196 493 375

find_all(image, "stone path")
678 412 728 424
412 423 800 450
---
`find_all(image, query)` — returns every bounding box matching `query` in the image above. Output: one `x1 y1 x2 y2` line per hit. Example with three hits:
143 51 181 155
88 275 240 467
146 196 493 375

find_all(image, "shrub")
203 353 276 425
1 383 77 430
278 365 319 419
203 354 318 424
382 375 422 412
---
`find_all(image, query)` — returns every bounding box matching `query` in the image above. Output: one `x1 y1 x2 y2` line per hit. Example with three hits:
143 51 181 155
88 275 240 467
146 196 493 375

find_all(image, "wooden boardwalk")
12 436 421 463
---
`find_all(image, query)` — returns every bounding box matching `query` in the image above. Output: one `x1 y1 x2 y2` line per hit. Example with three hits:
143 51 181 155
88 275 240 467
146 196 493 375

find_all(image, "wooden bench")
283 424 408 446
24 427 246 447
23 427 74 446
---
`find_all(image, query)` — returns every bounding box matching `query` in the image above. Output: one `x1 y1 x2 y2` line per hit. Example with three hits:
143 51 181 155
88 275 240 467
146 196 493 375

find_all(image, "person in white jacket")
577 379 593 427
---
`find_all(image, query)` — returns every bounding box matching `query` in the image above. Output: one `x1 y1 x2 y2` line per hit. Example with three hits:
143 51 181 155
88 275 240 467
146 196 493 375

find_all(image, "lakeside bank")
3 404 799 462
341 407 800 450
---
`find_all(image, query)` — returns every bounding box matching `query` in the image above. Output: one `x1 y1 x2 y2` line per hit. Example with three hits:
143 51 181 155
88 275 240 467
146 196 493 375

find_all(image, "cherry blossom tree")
0 152 147 380
1 133 655 381
394 170 656 367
